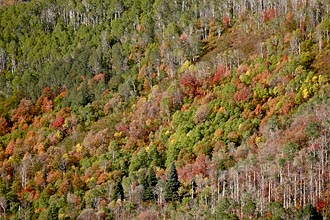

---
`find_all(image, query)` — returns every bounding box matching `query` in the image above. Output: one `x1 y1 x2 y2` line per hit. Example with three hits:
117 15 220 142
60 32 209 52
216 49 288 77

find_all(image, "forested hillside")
0 0 330 219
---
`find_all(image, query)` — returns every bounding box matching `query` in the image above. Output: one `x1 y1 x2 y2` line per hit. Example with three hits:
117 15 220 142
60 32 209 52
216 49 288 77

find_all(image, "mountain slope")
0 0 330 219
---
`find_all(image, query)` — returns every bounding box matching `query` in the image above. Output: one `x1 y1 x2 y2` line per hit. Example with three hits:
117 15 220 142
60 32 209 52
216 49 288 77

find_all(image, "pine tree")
143 168 158 201
112 180 124 201
47 202 59 220
164 162 180 201
297 204 323 220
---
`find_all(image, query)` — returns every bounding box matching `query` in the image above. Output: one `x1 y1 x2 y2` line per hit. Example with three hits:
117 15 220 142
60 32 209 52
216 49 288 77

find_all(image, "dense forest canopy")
0 0 330 219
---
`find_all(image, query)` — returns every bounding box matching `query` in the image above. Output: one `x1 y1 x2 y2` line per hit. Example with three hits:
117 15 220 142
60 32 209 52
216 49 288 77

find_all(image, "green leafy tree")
268 201 285 220
213 197 239 220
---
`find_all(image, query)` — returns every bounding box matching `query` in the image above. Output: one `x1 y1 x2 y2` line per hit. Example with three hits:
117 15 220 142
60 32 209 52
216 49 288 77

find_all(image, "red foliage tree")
41 97 53 113
212 64 229 85
178 154 210 184
34 87 55 114
177 163 194 183
11 98 34 129
137 209 158 220
263 8 275 22
93 73 106 81
234 83 251 103
222 15 230 27
115 122 129 136
316 199 326 213
46 170 60 184
34 172 45 189
192 154 209 176
5 140 15 156
179 72 201 98
0 117 9 136
51 116 65 130
179 32 188 43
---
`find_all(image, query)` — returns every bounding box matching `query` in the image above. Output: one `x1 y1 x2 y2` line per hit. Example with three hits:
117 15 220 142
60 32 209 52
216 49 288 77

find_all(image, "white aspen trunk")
299 172 302 207
248 170 252 192
21 165 27 189
310 174 313 204
287 180 291 208
211 186 215 213
320 142 325 192
294 174 297 208
260 170 264 215
222 179 226 197
236 171 239 201
253 170 256 190
230 179 234 199
0 199 6 219
283 187 286 208
159 187 163 205
303 176 306 206
268 179 271 203
315 177 318 205
217 177 220 200
279 166 283 185
318 164 321 199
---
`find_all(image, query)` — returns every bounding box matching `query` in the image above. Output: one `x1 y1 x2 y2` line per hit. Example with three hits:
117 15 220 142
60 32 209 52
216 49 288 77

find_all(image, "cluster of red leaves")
137 209 158 220
42 97 53 113
51 116 65 130
211 64 230 85
279 93 295 115
222 15 230 27
179 32 188 43
179 72 201 98
234 83 251 103
5 139 15 156
252 69 269 87
115 122 129 136
263 8 276 22
285 11 295 29
11 99 34 129
35 87 55 114
46 170 61 184
0 117 9 135
34 172 45 189
177 154 210 184
18 187 36 202
93 73 106 81
316 200 326 212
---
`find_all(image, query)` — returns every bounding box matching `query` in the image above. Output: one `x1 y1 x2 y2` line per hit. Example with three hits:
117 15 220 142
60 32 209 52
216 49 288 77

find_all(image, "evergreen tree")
164 162 180 201
142 167 158 201
112 180 124 201
297 204 323 220
46 202 59 220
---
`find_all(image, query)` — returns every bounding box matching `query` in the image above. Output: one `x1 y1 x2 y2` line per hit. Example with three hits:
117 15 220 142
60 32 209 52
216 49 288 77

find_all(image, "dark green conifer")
112 180 124 201
47 202 59 220
164 162 180 201
143 167 158 201
297 204 322 220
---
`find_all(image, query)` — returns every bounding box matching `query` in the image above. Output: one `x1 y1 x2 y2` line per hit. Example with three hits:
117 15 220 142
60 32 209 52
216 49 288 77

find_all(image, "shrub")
193 104 210 124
